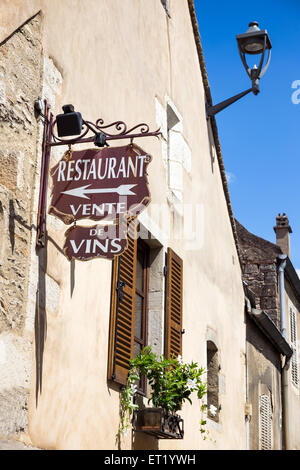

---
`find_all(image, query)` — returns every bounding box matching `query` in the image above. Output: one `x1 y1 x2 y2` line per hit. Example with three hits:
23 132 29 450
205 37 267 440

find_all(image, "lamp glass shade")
243 38 265 54
236 22 272 56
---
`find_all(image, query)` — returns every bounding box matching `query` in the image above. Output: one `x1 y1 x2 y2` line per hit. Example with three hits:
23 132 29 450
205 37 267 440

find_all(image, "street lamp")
55 104 108 147
206 22 272 118
56 104 83 137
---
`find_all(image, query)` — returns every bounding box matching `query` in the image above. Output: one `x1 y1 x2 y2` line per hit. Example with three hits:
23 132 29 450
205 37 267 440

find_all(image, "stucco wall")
284 281 300 450
0 0 246 450
246 318 282 449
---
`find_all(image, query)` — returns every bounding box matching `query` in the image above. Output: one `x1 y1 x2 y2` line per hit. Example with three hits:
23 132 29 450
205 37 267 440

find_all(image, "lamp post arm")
206 88 252 118
206 85 259 118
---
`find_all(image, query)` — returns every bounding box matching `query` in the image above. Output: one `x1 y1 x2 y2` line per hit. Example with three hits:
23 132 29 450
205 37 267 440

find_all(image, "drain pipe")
244 295 251 450
278 254 290 450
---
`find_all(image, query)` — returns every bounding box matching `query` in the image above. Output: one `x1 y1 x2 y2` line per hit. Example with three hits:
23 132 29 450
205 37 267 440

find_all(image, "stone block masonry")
0 13 43 437
235 220 282 327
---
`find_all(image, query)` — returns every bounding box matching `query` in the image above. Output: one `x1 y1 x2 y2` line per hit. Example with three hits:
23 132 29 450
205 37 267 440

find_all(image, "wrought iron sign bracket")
35 99 161 248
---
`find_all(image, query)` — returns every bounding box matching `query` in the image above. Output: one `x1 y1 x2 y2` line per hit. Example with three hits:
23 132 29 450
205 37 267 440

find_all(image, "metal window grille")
290 307 299 387
259 394 272 450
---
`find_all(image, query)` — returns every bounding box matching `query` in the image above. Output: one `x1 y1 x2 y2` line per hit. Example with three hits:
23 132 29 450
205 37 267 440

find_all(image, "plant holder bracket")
133 408 184 440
35 99 161 247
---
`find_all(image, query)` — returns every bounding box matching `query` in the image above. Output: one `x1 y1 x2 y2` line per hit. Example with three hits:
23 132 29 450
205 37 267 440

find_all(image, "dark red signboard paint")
63 222 128 261
49 144 152 225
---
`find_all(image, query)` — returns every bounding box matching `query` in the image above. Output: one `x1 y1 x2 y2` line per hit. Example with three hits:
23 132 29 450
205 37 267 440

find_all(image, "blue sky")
194 0 300 271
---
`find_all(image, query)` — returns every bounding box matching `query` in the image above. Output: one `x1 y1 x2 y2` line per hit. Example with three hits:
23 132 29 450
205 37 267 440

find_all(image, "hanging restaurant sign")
35 101 161 261
48 144 152 225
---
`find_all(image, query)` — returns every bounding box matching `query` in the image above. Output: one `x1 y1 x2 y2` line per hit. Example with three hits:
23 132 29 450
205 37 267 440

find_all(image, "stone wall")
243 262 279 325
0 13 43 437
235 220 282 327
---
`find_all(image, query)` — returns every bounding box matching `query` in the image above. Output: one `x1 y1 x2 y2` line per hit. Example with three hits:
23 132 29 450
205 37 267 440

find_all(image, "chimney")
274 213 292 257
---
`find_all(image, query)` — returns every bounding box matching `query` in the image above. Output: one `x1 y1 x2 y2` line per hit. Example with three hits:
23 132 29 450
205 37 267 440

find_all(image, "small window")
259 394 272 450
134 240 149 393
207 341 219 421
290 307 299 387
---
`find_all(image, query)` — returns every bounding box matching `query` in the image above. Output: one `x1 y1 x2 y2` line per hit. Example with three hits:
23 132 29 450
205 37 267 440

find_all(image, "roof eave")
187 0 241 265
246 304 293 359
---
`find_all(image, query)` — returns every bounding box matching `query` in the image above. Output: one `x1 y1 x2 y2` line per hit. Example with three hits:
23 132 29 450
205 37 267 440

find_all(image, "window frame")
206 340 220 422
134 239 150 394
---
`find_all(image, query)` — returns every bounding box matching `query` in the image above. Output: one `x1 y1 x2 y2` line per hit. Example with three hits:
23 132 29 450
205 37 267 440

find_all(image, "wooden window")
290 307 299 387
107 222 137 386
108 224 149 387
164 248 183 359
259 394 272 450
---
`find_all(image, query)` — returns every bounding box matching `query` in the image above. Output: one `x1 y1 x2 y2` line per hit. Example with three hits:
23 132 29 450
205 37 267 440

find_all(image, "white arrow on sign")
61 183 137 199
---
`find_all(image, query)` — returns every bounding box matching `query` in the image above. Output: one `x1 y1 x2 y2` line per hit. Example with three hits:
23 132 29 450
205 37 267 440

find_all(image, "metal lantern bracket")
35 99 161 247
206 22 272 118
47 109 162 148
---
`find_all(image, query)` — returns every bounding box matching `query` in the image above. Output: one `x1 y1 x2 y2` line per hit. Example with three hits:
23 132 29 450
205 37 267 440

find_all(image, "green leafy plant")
120 346 207 435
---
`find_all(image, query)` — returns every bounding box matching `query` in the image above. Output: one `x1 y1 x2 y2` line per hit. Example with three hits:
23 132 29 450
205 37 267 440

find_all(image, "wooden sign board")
49 144 152 225
63 222 128 261
48 143 151 261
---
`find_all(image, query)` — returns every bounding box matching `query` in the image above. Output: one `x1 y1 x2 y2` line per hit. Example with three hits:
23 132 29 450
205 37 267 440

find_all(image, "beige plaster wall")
0 0 246 449
246 319 282 450
284 281 300 450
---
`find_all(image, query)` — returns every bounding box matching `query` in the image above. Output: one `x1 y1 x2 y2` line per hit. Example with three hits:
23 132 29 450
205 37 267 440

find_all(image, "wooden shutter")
259 394 272 450
108 221 137 385
164 248 183 359
290 307 299 387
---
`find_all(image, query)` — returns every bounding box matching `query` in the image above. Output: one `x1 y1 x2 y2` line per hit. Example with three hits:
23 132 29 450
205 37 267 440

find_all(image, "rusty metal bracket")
36 99 52 247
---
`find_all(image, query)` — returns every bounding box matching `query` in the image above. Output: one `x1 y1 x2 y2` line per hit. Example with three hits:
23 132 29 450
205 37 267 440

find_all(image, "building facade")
237 214 300 450
0 0 248 450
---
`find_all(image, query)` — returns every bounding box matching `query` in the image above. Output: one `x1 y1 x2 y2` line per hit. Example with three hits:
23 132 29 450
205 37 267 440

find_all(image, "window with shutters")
107 222 152 388
164 248 183 359
259 394 272 450
108 228 183 389
290 306 299 387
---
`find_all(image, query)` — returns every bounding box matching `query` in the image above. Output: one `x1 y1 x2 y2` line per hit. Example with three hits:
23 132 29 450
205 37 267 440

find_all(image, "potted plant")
120 347 207 439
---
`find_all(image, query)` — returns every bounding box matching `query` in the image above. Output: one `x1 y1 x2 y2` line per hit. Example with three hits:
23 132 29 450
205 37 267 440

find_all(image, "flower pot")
133 408 184 439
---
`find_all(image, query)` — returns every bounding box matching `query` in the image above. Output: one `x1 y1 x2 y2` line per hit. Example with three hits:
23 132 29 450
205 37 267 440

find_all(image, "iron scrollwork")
48 116 161 147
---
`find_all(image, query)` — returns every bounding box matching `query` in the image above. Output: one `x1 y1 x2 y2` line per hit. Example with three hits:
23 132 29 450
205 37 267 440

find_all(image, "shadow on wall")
9 199 35 253
8 199 46 406
34 229 67 406
8 199 70 407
